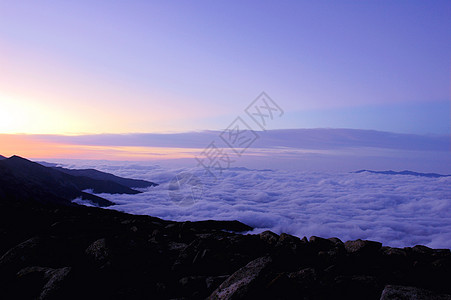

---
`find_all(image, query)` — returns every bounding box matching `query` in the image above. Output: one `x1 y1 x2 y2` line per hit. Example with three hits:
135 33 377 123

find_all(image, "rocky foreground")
0 197 450 300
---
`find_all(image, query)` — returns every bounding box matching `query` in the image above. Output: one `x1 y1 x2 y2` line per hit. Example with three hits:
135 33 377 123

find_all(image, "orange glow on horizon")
0 134 200 161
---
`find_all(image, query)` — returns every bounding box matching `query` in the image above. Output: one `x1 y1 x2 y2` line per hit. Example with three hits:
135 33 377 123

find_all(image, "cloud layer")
58 160 451 249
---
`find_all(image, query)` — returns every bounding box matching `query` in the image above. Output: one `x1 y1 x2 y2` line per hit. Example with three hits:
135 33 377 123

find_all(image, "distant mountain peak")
8 155 30 160
354 169 451 178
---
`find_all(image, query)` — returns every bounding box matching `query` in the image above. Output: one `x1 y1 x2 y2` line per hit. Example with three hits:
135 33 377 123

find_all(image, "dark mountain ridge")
0 155 157 207
51 166 157 188
355 169 451 178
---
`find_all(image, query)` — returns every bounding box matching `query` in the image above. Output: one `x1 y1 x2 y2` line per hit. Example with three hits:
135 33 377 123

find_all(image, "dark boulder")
208 256 272 299
380 285 451 300
345 239 382 254
259 231 279 245
15 266 72 300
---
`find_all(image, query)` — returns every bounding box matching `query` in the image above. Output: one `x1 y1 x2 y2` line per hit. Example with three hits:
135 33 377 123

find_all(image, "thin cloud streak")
2 128 449 172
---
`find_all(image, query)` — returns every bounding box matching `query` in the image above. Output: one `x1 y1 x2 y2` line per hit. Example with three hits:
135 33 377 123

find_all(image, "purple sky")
0 1 450 134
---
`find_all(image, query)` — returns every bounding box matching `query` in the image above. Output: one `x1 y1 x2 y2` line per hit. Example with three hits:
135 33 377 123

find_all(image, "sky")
1 0 450 136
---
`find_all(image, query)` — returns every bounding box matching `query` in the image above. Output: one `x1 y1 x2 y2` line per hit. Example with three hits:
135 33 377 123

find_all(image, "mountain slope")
51 167 158 188
0 156 155 207
1 156 145 194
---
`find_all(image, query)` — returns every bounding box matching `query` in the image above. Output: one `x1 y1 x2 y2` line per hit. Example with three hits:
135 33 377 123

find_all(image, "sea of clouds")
39 129 451 248
62 159 451 249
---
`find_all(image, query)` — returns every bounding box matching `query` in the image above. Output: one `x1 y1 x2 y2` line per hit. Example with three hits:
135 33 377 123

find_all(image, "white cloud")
64 160 451 249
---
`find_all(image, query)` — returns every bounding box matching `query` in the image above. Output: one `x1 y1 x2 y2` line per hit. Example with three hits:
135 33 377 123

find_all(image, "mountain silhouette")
51 167 157 188
354 169 451 178
0 156 156 207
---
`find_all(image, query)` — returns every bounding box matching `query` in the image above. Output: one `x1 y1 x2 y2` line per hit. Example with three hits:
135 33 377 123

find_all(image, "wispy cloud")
3 128 450 172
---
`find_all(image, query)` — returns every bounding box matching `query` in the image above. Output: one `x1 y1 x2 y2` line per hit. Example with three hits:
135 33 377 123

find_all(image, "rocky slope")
0 197 450 299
